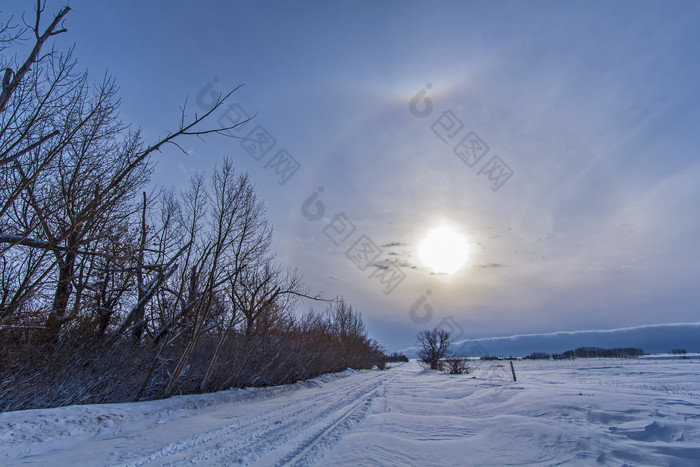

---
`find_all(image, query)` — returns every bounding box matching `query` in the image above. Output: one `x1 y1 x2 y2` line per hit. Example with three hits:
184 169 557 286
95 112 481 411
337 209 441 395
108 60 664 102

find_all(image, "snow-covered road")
3 359 700 466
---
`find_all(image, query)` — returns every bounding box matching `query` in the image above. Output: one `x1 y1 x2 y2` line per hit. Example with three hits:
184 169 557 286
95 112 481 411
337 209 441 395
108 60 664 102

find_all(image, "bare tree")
166 160 277 395
0 4 249 338
416 328 451 370
329 298 368 368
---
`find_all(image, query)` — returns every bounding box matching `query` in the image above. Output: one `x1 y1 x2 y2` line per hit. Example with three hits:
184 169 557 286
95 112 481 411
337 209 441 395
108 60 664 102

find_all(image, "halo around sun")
417 226 470 275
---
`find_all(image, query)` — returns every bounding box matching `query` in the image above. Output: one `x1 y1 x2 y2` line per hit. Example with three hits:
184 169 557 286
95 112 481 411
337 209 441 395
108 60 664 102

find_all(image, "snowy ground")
2 358 700 466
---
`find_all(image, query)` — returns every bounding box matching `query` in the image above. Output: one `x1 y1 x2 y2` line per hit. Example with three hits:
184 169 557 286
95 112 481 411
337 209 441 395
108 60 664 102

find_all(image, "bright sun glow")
418 226 470 275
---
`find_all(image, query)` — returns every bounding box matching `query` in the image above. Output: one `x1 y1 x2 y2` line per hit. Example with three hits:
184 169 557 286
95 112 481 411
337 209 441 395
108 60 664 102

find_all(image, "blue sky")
7 0 700 351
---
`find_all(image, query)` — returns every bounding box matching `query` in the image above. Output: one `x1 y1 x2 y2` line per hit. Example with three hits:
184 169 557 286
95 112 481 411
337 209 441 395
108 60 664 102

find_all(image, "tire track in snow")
269 387 378 466
161 381 380 466
170 378 386 466
119 370 391 466
256 371 400 466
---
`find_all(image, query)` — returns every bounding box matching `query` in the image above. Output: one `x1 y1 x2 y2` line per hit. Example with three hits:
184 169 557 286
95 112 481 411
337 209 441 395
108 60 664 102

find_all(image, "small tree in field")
416 328 451 370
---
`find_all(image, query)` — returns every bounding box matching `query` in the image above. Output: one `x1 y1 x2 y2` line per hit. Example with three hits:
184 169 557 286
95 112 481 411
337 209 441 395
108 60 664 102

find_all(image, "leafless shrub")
441 356 473 375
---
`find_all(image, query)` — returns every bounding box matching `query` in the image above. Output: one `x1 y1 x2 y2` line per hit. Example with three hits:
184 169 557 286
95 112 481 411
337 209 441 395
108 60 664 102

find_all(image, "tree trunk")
166 325 199 396
132 192 148 341
46 234 78 339
199 327 231 393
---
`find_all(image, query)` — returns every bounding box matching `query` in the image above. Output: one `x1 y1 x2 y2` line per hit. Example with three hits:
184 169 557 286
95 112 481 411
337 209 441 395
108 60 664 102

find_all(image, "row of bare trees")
0 3 386 411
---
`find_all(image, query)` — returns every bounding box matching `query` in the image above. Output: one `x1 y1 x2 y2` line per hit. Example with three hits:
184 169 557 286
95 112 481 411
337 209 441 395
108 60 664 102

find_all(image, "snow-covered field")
2 358 700 466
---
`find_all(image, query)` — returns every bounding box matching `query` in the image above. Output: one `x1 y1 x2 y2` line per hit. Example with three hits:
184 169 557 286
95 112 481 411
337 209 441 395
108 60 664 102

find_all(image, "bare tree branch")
0 4 70 113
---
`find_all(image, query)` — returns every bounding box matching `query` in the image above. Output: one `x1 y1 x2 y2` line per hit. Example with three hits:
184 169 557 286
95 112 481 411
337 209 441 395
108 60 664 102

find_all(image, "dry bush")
441 356 473 375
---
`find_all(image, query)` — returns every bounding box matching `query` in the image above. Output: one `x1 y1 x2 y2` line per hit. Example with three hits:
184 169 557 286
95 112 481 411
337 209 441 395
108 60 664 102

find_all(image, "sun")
418 226 470 275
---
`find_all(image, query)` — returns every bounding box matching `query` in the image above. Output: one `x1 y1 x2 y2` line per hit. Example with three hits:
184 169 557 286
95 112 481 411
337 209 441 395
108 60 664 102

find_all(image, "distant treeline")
480 355 517 361
385 352 409 363
524 347 645 360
